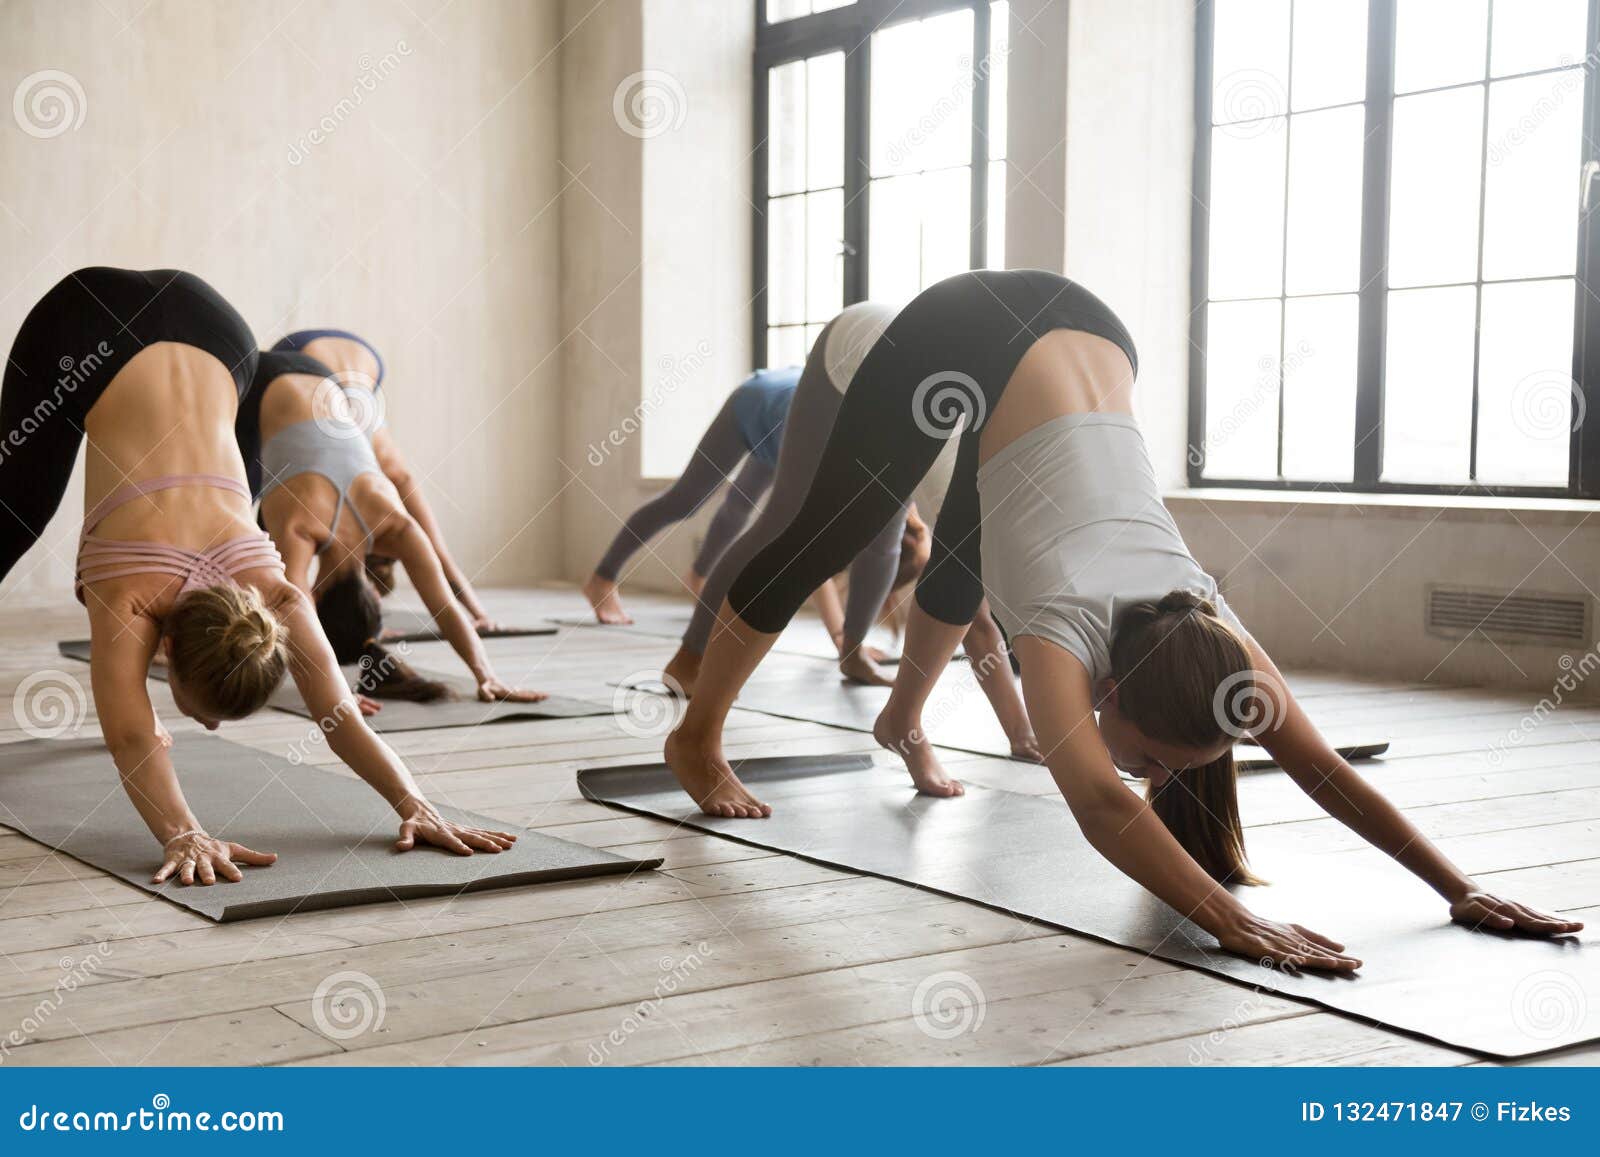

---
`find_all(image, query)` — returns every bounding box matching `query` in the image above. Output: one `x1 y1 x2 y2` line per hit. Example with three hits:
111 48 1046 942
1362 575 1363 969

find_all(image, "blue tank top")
730 366 800 466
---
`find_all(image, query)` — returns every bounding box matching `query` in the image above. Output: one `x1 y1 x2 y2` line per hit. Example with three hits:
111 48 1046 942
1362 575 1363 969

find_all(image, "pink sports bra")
76 474 284 604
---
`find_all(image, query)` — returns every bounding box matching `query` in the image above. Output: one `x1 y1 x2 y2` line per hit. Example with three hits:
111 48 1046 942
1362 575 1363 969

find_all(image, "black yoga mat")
617 660 1386 767
0 735 659 922
379 608 557 643
58 641 607 732
577 753 1595 1058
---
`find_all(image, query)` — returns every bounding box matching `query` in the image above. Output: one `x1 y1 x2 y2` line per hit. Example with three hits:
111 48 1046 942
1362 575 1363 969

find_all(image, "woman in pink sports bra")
0 268 518 887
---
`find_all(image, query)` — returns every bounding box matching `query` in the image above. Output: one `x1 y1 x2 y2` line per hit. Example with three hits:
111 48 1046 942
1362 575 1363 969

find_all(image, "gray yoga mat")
266 666 610 732
578 754 1596 1058
617 663 1385 768
550 609 901 663
0 734 659 922
58 641 608 732
379 608 557 643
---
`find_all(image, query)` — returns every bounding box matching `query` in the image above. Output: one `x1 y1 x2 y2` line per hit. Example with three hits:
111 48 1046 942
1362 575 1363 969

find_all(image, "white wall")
0 0 565 599
558 0 754 590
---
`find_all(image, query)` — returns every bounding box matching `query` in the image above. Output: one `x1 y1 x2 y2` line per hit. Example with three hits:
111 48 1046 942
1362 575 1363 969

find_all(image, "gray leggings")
684 326 908 655
594 395 776 581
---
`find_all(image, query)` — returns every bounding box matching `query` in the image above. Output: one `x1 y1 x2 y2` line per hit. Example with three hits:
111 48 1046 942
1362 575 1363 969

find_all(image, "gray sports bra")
259 420 384 556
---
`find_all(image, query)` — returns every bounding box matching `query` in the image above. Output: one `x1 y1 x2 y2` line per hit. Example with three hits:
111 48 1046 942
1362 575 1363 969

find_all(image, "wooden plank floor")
0 584 1594 1067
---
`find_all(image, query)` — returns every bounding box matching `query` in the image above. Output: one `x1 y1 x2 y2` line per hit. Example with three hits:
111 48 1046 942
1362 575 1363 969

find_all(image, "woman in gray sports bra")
245 351 544 705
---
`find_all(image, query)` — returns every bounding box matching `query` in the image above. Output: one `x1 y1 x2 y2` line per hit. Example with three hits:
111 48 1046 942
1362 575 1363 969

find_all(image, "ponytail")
352 640 453 703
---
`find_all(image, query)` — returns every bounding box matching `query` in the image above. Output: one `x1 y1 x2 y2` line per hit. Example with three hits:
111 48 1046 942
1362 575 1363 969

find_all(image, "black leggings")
728 269 1138 631
0 268 257 582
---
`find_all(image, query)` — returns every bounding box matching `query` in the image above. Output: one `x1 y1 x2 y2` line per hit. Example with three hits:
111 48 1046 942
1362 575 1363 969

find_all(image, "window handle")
1583 160 1600 213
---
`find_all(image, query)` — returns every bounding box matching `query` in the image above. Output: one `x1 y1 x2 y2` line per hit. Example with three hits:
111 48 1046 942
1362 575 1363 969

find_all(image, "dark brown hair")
315 570 452 703
364 554 397 597
164 584 289 719
1108 589 1261 885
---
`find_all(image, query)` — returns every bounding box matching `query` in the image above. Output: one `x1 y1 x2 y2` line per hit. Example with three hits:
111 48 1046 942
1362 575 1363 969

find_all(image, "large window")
1192 0 1600 496
755 0 1009 366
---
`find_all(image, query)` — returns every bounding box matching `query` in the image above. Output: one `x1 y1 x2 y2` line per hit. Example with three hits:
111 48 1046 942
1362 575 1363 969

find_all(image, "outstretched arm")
1016 635 1362 970
370 429 491 624
274 583 517 854
88 600 277 884
1244 636 1581 936
385 516 545 702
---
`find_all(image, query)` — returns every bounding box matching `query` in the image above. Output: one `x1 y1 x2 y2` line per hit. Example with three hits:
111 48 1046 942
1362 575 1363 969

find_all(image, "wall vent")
1426 585 1589 647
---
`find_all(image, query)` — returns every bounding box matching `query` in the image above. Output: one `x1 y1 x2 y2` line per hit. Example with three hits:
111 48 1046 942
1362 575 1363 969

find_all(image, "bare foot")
683 571 707 599
582 573 632 624
664 727 771 818
839 647 894 687
873 705 964 797
662 646 702 698
1010 733 1043 762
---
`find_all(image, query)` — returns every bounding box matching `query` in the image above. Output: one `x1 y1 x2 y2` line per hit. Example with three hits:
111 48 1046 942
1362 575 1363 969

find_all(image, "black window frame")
752 0 1000 367
1189 0 1600 499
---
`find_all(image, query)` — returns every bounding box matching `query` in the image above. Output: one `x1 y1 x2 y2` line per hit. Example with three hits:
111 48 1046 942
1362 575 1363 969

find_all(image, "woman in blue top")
584 367 798 624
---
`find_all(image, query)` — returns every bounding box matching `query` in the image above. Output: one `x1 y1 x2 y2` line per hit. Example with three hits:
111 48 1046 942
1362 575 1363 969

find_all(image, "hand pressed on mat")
394 797 518 855
153 830 278 887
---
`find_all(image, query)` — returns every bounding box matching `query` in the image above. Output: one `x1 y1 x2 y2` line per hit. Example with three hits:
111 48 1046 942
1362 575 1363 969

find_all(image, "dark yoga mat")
0 734 659 922
379 608 557 643
618 660 1386 768
59 642 608 732
578 754 1596 1058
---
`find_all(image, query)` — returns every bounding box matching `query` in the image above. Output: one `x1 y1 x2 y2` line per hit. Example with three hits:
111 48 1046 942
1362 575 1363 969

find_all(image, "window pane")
1491 0 1588 77
1388 86 1484 288
1208 119 1287 299
871 9 975 177
813 0 854 12
767 0 810 23
767 195 805 325
1281 295 1359 480
988 1 1010 161
806 188 844 321
1290 0 1368 111
1482 71 1583 281
767 325 808 368
1285 104 1364 295
1212 0 1290 124
1381 285 1478 482
1476 278 1577 485
768 61 806 196
921 166 972 287
986 159 1007 268
1394 0 1488 93
868 175 923 303
807 52 844 190
1203 299 1282 479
